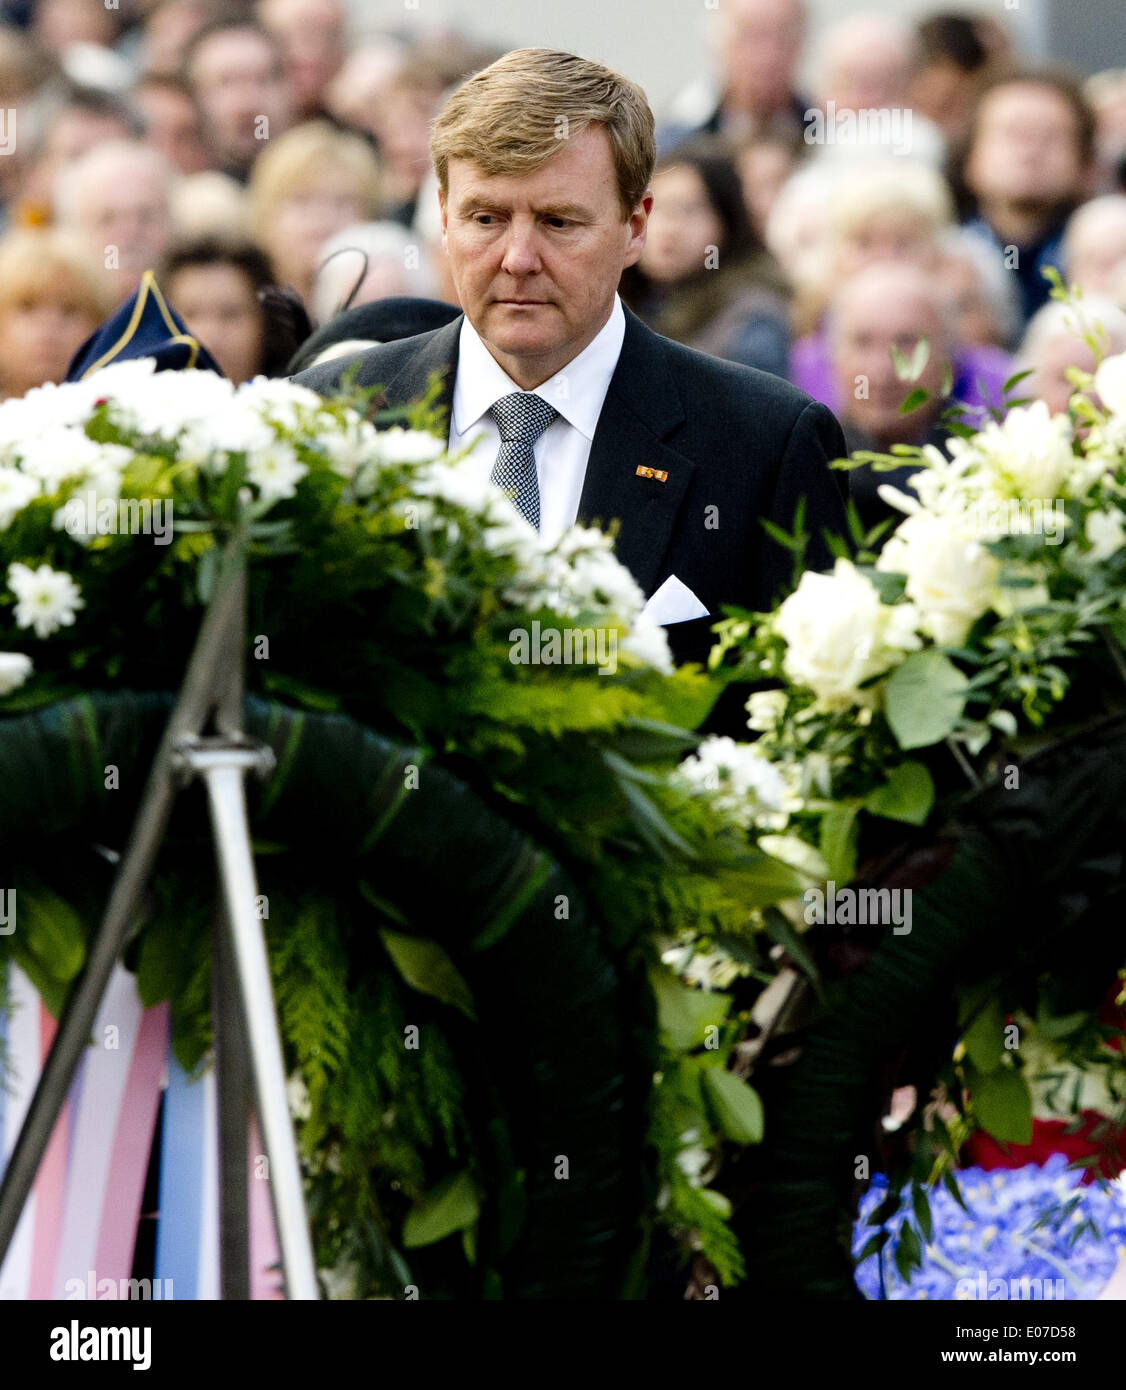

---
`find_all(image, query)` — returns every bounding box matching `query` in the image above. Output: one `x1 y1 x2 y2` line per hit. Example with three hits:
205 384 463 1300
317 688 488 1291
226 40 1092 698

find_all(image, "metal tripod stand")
0 536 319 1299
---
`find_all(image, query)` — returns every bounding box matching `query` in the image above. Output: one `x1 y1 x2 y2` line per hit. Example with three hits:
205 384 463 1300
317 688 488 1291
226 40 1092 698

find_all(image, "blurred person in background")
53 138 179 301
733 130 802 241
0 23 56 229
169 168 249 239
137 0 217 78
826 261 958 531
809 10 943 162
160 234 277 380
657 0 808 155
134 71 211 174
1019 296 1126 417
764 158 845 335
15 86 141 227
936 225 1022 350
620 136 790 379
957 69 1097 333
1086 69 1126 192
183 15 295 182
361 54 447 226
312 221 439 326
30 0 120 56
0 226 113 397
908 11 1006 145
257 0 346 121
323 36 408 132
1063 196 1126 296
406 167 459 308
790 161 981 393
247 119 382 313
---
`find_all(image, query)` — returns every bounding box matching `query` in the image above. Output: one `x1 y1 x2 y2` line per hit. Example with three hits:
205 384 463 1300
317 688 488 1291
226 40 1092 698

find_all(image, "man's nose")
500 222 543 276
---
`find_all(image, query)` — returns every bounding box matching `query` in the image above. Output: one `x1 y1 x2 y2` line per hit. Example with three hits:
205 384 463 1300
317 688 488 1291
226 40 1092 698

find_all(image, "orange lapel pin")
635 466 669 483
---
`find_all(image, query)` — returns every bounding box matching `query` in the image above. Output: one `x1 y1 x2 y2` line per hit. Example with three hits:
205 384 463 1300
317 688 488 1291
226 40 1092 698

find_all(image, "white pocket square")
642 574 710 626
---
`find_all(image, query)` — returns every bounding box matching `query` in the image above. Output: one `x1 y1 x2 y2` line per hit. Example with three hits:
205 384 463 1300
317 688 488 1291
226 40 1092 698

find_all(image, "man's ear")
623 189 653 269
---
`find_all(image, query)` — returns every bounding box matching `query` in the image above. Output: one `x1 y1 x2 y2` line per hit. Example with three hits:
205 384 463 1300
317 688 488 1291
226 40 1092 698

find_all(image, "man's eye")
473 214 498 225
545 217 570 228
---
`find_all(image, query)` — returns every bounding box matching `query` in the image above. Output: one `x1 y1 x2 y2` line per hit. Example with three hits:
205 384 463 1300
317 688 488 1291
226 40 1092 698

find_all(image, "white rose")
746 688 787 733
969 402 1077 500
1085 508 1126 563
775 558 920 707
0 651 32 694
1094 352 1126 416
878 513 1000 646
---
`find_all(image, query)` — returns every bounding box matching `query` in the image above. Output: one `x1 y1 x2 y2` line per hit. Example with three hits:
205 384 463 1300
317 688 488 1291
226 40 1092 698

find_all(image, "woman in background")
619 136 791 380
0 226 112 398
161 235 310 380
246 120 383 316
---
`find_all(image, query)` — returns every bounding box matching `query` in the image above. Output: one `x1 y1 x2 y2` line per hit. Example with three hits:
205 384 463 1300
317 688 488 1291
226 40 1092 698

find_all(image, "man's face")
136 85 210 175
967 84 1087 209
439 124 650 389
720 0 803 114
190 30 293 168
79 160 174 294
832 285 947 444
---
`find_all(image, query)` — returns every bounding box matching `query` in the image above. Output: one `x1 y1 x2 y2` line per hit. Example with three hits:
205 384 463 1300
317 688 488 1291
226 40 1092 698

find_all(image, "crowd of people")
0 0 1125 523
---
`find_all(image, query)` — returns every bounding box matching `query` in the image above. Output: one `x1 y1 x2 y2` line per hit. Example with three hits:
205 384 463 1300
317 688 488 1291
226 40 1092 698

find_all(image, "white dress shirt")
447 293 627 546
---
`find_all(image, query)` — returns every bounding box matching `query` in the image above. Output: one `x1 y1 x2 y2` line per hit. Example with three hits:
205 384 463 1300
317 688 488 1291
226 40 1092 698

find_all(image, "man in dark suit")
293 46 848 674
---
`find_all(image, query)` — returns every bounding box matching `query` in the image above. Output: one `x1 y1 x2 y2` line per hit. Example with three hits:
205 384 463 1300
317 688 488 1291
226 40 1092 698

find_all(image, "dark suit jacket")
291 303 849 671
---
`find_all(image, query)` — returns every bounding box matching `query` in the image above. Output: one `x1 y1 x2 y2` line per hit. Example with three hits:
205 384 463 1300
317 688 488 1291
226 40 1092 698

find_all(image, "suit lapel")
373 314 464 426
375 304 694 600
576 305 694 598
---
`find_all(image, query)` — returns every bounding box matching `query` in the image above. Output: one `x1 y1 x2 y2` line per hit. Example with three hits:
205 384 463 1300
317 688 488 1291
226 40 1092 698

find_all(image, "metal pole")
212 899 252 1300
190 747 319 1301
0 541 249 1265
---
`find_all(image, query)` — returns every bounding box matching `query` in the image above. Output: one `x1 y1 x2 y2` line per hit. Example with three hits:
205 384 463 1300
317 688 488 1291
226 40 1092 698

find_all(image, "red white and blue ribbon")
0 961 282 1300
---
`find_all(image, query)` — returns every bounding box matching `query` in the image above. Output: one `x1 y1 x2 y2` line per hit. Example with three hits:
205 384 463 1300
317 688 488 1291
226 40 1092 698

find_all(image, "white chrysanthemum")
236 375 322 432
15 430 129 494
101 364 236 439
375 426 447 466
0 651 32 695
179 401 276 467
619 609 674 674
50 468 128 543
412 457 502 513
775 558 922 708
317 411 379 478
247 439 307 500
878 512 1000 646
675 734 794 830
0 468 40 528
7 561 84 638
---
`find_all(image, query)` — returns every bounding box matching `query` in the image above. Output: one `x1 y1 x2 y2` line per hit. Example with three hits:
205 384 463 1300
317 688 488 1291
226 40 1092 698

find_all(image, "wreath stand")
0 536 319 1300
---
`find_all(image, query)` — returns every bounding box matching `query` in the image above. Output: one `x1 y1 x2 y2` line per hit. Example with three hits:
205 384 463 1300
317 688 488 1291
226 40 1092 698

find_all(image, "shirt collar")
452 293 626 441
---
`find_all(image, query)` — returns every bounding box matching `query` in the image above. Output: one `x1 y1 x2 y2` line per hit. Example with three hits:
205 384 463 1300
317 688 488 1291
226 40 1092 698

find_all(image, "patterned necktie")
489 391 558 530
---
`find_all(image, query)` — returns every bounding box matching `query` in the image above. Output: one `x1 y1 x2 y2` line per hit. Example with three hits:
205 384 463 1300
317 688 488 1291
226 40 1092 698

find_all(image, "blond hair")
831 160 955 243
0 227 113 322
429 47 655 220
247 120 383 242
